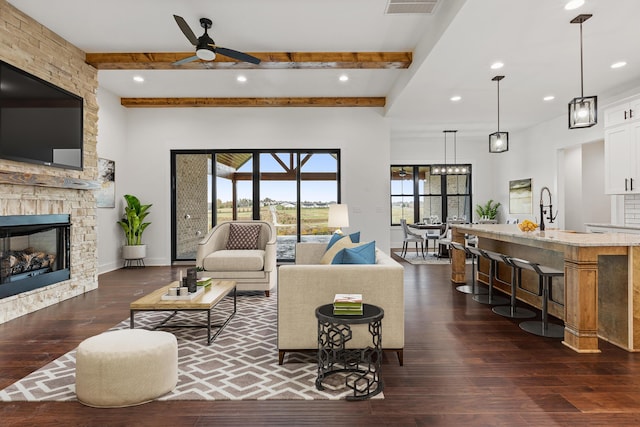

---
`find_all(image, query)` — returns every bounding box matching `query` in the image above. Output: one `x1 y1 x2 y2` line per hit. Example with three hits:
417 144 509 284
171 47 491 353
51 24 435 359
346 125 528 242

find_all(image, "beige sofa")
195 220 277 296
277 242 404 365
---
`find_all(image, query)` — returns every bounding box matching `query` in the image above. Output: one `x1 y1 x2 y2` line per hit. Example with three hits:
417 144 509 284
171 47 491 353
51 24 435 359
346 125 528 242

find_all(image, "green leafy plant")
475 199 501 220
116 194 152 246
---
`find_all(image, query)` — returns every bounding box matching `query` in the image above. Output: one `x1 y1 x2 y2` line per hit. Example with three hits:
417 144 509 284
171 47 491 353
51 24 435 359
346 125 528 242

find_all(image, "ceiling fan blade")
172 55 200 66
215 46 261 65
173 15 198 46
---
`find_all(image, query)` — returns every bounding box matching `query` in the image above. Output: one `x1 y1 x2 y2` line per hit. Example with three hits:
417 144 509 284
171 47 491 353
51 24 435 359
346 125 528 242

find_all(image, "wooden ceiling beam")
120 97 385 108
86 52 412 70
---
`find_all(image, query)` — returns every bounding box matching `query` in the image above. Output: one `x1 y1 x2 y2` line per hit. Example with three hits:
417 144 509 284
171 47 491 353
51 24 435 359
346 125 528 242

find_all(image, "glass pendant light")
568 14 597 129
489 75 509 153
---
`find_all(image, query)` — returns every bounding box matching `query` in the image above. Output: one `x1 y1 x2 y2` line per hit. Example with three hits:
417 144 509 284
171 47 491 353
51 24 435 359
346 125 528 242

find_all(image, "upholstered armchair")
195 220 277 296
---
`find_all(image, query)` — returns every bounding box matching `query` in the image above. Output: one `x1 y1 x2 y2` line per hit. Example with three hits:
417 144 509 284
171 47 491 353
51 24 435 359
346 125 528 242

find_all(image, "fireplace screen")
0 214 70 299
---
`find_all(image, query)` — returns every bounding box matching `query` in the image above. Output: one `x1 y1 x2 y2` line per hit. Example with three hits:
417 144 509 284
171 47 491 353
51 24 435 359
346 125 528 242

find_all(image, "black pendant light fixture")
432 130 468 175
568 14 597 129
489 75 508 153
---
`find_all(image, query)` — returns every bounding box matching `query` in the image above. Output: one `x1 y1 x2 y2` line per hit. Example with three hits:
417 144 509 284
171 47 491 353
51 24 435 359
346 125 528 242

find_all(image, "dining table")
408 222 446 254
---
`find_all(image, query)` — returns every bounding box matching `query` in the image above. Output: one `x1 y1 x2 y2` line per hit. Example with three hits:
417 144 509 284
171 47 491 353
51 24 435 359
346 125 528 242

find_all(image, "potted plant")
117 194 152 260
475 199 501 221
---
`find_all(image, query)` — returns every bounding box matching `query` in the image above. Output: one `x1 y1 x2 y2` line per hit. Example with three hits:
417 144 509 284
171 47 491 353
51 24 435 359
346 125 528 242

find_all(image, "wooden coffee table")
129 280 236 345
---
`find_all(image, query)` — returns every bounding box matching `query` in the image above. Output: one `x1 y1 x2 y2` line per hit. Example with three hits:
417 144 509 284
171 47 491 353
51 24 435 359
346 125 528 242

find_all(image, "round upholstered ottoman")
75 329 178 407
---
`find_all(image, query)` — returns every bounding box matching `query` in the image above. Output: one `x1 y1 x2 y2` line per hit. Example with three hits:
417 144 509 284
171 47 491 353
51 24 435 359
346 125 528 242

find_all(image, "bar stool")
449 241 473 294
471 250 510 305
508 258 565 338
491 254 536 319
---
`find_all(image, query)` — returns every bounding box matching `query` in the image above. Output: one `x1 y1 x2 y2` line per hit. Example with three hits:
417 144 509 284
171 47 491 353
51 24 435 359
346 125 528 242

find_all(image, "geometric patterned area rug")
0 291 382 401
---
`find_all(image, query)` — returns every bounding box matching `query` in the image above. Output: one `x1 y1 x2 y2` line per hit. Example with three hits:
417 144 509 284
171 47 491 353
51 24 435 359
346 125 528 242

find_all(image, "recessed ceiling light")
236 75 247 83
611 61 627 69
450 95 461 102
132 75 144 83
339 74 349 82
564 0 585 10
543 95 555 101
490 62 504 70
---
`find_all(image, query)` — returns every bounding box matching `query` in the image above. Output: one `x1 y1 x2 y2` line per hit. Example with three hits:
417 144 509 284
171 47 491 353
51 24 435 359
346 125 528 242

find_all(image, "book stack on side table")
333 293 363 315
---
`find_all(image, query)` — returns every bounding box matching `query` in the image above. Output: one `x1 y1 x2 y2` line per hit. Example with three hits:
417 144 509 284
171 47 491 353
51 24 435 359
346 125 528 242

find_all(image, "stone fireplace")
0 0 100 324
0 214 71 299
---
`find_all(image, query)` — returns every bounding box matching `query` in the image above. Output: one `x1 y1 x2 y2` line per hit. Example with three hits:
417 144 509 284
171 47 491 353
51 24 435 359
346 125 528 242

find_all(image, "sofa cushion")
332 241 376 264
226 223 261 250
203 250 265 271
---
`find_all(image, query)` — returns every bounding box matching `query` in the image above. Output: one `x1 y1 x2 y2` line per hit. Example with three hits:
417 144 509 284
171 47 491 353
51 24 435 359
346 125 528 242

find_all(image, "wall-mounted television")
0 60 83 170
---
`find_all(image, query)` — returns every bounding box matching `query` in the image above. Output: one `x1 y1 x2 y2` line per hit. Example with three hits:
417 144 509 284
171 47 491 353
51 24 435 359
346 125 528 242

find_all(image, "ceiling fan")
172 15 261 66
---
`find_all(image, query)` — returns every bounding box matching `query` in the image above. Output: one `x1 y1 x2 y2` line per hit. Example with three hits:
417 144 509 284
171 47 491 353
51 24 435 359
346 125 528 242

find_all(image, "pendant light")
432 130 468 175
489 75 508 153
568 14 597 129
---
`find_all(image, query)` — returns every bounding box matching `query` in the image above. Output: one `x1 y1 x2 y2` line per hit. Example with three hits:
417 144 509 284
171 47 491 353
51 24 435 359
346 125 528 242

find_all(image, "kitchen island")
451 224 640 353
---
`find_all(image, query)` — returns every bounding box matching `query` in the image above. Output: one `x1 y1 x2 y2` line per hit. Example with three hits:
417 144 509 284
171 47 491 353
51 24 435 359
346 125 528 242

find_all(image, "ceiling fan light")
196 46 216 61
489 132 509 153
568 95 597 128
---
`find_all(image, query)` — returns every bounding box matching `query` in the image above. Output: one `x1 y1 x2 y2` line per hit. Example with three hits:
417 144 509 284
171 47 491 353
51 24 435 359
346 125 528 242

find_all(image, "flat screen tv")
0 60 83 170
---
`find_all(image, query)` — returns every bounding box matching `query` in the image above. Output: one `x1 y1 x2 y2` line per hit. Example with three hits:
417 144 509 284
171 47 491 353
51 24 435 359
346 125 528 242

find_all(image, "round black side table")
315 303 384 400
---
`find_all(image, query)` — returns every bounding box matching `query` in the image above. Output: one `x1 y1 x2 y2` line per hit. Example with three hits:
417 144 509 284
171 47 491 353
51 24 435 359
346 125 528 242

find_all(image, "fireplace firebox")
0 214 70 299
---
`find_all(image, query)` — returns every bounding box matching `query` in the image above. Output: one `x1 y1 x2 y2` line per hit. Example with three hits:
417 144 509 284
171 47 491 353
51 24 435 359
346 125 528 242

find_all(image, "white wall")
96 87 128 273
97 104 392 268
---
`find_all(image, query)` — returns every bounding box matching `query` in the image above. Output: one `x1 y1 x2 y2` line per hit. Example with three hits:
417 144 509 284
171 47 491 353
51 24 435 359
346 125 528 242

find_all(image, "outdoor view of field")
216 204 334 235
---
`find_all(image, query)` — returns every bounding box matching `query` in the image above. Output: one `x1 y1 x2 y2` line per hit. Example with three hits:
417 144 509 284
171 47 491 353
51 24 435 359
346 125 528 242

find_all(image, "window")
390 165 472 225
171 149 340 262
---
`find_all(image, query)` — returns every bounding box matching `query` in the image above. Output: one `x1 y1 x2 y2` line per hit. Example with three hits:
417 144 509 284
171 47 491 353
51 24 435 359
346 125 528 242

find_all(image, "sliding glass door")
172 149 340 262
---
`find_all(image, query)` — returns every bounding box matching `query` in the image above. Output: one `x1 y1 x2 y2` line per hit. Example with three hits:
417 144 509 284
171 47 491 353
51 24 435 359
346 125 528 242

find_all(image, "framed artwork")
96 158 115 208
509 178 532 214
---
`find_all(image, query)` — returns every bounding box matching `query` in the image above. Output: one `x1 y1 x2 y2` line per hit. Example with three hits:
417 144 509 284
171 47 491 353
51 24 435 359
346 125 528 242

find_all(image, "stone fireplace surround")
0 0 100 324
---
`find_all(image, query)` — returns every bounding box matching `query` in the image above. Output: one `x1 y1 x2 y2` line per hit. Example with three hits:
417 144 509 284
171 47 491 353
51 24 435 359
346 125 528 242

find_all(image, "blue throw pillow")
326 231 361 250
332 241 375 264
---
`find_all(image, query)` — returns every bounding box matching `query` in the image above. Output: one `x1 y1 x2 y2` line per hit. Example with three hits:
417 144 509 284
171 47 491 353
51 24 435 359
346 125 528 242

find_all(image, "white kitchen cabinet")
604 97 640 127
604 96 640 194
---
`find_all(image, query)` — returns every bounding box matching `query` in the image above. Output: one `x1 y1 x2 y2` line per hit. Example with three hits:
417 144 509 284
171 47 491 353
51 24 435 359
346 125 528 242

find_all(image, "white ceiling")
7 0 640 136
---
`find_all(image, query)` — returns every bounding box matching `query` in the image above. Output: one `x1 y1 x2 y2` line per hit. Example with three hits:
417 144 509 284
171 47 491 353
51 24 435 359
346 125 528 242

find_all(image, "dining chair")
400 219 425 258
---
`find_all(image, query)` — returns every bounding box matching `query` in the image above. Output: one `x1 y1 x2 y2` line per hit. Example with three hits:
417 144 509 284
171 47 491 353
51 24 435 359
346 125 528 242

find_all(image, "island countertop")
450 223 640 354
452 223 640 247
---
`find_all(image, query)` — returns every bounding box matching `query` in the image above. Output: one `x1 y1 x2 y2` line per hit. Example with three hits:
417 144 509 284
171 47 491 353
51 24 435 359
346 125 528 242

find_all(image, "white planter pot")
122 244 147 260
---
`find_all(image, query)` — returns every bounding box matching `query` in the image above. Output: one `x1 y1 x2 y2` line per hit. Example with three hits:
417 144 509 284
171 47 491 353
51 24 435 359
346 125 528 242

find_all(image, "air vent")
386 0 439 14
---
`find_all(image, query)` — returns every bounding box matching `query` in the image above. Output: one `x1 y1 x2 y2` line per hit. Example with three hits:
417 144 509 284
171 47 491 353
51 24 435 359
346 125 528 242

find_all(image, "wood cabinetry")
604 96 640 194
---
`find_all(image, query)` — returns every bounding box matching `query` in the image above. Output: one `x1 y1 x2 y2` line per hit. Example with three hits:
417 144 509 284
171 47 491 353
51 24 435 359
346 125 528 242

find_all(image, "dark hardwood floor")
3 256 640 426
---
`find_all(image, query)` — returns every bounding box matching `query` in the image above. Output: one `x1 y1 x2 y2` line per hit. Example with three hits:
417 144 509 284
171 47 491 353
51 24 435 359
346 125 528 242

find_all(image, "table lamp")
328 204 349 235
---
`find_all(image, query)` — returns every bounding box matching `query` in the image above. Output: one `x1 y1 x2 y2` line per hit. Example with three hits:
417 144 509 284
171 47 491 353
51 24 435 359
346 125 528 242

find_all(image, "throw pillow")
326 231 361 250
226 223 261 250
320 235 354 264
332 241 376 264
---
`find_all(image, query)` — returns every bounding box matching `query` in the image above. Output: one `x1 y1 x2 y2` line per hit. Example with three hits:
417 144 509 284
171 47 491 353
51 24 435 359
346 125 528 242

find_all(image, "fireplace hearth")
0 214 70 299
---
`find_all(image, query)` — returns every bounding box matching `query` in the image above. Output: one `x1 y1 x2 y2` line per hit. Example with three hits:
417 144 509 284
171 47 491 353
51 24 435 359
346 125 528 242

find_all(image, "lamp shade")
568 95 597 128
489 131 509 153
328 204 349 234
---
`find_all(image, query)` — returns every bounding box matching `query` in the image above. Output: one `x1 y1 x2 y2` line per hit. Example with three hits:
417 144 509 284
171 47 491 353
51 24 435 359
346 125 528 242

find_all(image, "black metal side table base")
316 303 384 400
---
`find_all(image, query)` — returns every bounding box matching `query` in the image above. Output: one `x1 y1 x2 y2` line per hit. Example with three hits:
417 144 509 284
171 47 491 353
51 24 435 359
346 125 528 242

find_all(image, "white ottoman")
75 329 178 407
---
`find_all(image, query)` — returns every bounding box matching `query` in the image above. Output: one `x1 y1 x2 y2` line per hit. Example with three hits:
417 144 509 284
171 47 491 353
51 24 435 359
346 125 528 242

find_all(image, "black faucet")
539 186 557 231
